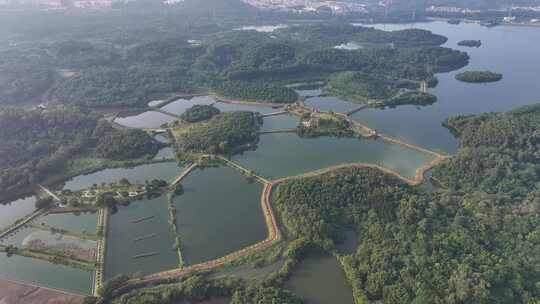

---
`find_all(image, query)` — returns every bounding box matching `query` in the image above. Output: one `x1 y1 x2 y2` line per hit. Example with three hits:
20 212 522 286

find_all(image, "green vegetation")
0 67 54 105
214 81 298 103
95 129 159 160
455 70 503 83
175 111 262 154
384 91 438 108
0 22 469 107
297 113 354 138
0 107 158 201
54 65 196 107
180 104 220 123
458 40 482 47
326 71 398 103
109 273 305 304
274 161 540 303
433 103 540 197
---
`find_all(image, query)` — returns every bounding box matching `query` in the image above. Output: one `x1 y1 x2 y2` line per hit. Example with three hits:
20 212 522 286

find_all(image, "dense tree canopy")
176 111 262 154
274 164 540 303
180 104 220 123
433 103 540 197
455 70 503 83
0 107 158 200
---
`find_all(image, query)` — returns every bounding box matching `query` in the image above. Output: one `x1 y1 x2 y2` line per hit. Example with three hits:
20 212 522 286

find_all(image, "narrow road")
38 184 61 202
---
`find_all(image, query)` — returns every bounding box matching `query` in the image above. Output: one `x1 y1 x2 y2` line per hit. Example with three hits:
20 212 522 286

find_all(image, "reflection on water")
105 196 178 279
62 162 181 191
286 255 353 304
174 166 266 266
114 111 176 129
305 96 359 113
350 21 540 153
0 253 92 294
232 133 434 180
160 96 215 115
0 196 36 230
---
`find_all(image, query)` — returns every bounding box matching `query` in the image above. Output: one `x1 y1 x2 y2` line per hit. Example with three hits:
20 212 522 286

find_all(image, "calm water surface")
153 147 175 160
62 162 182 191
105 196 178 279
174 166 266 265
213 101 277 114
286 255 353 304
232 133 434 180
160 96 215 115
349 21 540 153
114 111 176 129
305 96 359 113
0 196 36 229
0 254 92 294
36 212 98 234
260 114 299 131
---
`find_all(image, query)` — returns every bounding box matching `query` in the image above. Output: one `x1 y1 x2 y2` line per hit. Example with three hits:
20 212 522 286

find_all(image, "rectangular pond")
173 166 267 266
231 133 435 180
62 162 182 191
36 211 98 235
0 253 92 294
105 196 179 279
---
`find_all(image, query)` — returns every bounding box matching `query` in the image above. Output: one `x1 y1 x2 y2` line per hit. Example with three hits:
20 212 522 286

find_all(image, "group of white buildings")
240 0 368 14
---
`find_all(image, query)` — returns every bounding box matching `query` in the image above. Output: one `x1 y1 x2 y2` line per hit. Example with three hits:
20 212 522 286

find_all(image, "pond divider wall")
93 207 109 297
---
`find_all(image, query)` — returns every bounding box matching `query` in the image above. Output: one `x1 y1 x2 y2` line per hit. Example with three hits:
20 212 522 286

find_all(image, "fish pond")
105 195 179 279
173 166 267 265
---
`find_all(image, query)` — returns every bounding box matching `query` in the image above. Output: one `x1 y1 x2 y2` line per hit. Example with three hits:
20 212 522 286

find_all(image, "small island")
457 40 482 48
455 70 503 83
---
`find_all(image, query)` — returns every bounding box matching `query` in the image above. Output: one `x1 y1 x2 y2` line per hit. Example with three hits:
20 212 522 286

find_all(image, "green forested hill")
0 108 158 201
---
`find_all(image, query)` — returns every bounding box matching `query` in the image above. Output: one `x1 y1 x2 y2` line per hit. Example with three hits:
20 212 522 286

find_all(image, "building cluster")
427 5 540 14
0 0 112 9
241 0 368 14
425 6 481 14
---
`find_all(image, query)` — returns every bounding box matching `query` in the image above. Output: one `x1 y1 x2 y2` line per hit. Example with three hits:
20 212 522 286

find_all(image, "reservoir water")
349 21 540 153
0 196 36 230
174 166 267 265
232 133 434 180
114 111 177 129
260 114 299 131
160 96 215 115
